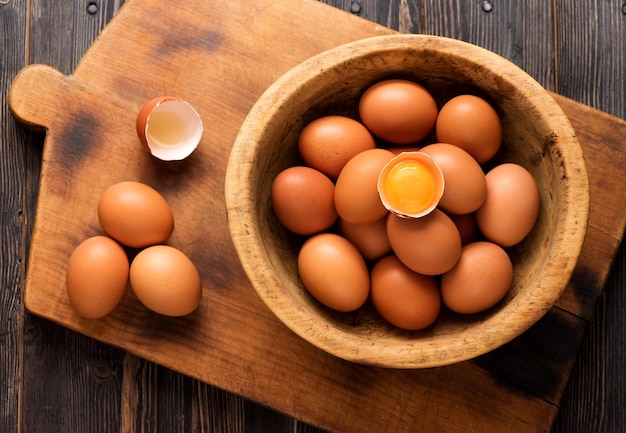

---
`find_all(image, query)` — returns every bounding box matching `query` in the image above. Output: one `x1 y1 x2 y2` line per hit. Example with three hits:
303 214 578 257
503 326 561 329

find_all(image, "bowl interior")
225 34 589 368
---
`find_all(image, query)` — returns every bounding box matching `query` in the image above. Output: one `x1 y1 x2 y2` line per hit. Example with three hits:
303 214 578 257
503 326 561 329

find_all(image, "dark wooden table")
1 1 624 432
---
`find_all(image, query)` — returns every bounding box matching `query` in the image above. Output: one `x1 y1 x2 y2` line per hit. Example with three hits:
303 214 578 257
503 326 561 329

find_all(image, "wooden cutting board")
8 0 626 432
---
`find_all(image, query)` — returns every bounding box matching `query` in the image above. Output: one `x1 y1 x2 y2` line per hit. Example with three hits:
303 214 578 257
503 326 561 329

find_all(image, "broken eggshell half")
377 151 445 219
136 96 203 161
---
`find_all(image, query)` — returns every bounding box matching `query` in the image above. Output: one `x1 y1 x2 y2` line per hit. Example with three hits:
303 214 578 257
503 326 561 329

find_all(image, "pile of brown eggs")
65 181 202 319
65 97 205 320
271 79 540 331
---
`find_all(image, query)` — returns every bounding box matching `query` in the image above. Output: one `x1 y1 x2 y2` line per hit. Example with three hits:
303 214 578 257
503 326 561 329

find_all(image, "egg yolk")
384 160 436 214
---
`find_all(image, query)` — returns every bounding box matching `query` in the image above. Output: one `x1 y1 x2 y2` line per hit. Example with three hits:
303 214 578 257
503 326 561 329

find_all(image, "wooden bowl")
225 34 589 368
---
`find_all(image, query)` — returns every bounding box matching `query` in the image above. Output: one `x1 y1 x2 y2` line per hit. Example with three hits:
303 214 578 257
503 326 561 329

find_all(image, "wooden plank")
550 96 626 319
20 2 128 433
554 0 625 119
552 1 625 432
556 242 626 433
321 0 423 33
422 0 555 91
120 354 158 433
152 365 295 432
473 307 585 404
0 1 28 432
21 318 126 433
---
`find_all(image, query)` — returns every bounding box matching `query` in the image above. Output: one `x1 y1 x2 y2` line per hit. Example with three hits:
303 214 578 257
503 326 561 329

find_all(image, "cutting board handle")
9 64 72 131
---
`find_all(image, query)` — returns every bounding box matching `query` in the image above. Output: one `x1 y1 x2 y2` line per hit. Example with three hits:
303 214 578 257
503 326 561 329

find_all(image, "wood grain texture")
550 5 625 432
120 354 157 433
1 2 28 432
21 317 125 433
555 0 625 119
17 2 129 432
2 1 624 433
321 0 422 33
421 0 556 91
555 242 626 433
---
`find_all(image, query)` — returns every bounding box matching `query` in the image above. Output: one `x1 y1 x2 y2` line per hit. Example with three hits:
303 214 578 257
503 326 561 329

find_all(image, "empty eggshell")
136 96 203 161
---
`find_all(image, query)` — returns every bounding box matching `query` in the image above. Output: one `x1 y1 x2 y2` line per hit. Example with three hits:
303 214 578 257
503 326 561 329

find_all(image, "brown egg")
66 236 129 319
370 255 441 330
441 241 513 314
359 79 438 144
98 181 175 248
337 216 392 262
298 115 376 179
449 212 479 246
298 233 370 312
334 148 395 224
384 144 422 155
420 142 487 214
435 95 502 164
271 166 338 235
130 245 202 317
386 209 462 276
475 163 540 247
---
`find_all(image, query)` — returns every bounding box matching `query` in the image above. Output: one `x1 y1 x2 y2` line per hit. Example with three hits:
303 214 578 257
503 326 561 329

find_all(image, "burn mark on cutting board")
151 27 223 59
54 108 102 166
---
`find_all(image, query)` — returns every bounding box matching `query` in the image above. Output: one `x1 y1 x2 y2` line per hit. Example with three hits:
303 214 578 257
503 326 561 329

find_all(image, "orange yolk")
384 160 436 214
